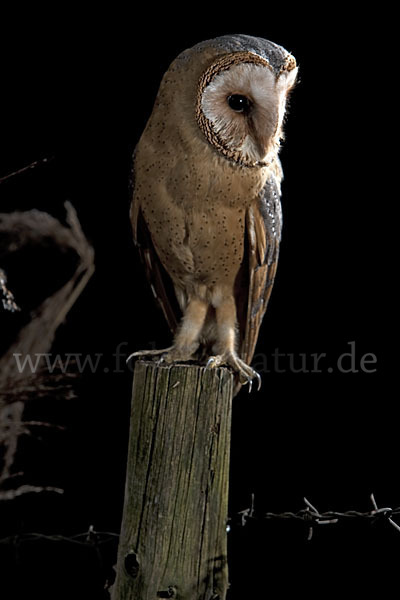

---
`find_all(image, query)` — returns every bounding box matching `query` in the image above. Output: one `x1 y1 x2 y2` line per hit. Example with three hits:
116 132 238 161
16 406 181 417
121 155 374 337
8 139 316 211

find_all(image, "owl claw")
244 371 262 392
255 371 262 391
126 347 174 365
205 357 219 370
205 352 261 392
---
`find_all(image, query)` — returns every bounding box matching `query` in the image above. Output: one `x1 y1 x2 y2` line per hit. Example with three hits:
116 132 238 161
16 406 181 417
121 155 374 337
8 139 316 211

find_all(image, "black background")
0 8 393 599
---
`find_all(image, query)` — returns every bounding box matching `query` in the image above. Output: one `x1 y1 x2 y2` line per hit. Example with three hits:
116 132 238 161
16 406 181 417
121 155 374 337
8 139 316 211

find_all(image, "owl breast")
136 134 267 300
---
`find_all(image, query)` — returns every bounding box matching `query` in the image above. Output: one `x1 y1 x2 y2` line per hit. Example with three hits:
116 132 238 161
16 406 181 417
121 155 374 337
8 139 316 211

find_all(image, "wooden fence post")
111 360 233 600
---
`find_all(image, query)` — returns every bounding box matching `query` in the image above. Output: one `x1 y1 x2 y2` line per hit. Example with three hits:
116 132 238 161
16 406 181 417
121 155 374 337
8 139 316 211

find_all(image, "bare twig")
0 484 63 501
0 156 54 185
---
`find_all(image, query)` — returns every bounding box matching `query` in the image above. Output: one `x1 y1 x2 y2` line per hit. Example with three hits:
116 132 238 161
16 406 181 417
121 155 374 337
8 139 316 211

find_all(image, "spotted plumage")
129 34 297 394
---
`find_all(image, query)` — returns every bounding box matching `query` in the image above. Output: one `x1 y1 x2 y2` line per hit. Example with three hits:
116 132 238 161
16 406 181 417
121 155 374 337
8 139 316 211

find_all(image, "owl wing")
130 155 181 334
236 172 282 367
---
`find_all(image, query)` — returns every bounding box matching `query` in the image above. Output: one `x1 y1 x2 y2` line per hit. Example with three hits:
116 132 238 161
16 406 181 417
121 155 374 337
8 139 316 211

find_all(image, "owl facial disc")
196 51 297 168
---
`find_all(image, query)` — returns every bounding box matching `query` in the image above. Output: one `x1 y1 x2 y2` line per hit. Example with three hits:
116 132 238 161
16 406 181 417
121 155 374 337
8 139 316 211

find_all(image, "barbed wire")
229 493 400 540
0 525 119 547
1 494 399 548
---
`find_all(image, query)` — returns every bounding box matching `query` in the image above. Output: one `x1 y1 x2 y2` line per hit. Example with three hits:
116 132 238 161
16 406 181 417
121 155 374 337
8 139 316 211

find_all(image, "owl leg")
206 296 261 391
127 298 208 364
163 297 208 363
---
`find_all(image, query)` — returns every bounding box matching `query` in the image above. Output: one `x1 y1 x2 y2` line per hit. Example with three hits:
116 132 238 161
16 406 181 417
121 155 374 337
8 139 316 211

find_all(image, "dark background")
0 8 392 599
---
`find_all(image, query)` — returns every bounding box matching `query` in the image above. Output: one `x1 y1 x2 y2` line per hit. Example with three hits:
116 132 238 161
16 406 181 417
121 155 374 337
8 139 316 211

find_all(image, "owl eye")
227 94 251 113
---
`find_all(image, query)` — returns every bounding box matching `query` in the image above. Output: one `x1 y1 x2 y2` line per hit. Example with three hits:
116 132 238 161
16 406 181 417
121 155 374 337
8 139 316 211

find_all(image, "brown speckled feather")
130 158 181 334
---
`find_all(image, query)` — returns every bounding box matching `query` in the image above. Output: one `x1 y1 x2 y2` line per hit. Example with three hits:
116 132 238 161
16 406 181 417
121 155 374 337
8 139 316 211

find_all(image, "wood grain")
112 360 233 600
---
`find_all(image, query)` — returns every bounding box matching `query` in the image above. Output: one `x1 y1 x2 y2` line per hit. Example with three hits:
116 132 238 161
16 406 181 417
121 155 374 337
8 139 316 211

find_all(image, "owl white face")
200 60 297 165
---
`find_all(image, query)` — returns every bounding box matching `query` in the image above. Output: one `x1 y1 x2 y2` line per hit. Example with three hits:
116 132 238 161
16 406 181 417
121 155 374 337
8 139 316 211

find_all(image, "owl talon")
243 372 261 393
126 347 174 365
206 352 261 392
205 356 220 370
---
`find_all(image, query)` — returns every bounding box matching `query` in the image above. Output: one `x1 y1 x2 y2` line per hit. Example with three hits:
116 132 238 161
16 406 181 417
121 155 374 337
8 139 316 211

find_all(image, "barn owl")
129 34 297 393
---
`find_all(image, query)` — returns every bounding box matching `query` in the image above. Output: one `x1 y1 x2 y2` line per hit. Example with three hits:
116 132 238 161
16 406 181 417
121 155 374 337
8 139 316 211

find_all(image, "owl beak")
253 132 271 162
248 117 271 161
255 135 270 162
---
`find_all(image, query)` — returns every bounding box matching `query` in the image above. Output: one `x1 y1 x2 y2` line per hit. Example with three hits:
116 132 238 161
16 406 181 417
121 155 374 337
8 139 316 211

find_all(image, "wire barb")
370 493 400 534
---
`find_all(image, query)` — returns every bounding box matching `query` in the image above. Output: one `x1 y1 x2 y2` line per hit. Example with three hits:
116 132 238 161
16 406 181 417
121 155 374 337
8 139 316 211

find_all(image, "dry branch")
0 202 94 499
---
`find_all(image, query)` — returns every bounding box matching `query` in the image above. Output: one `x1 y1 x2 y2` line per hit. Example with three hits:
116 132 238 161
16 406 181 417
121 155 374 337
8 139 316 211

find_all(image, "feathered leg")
128 297 208 363
206 295 261 391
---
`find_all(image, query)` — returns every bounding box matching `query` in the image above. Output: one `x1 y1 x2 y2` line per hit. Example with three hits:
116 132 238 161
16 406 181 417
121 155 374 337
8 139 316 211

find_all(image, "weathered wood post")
112 360 233 600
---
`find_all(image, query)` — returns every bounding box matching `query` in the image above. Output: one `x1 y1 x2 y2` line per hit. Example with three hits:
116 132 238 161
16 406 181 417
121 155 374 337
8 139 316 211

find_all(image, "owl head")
192 36 298 168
